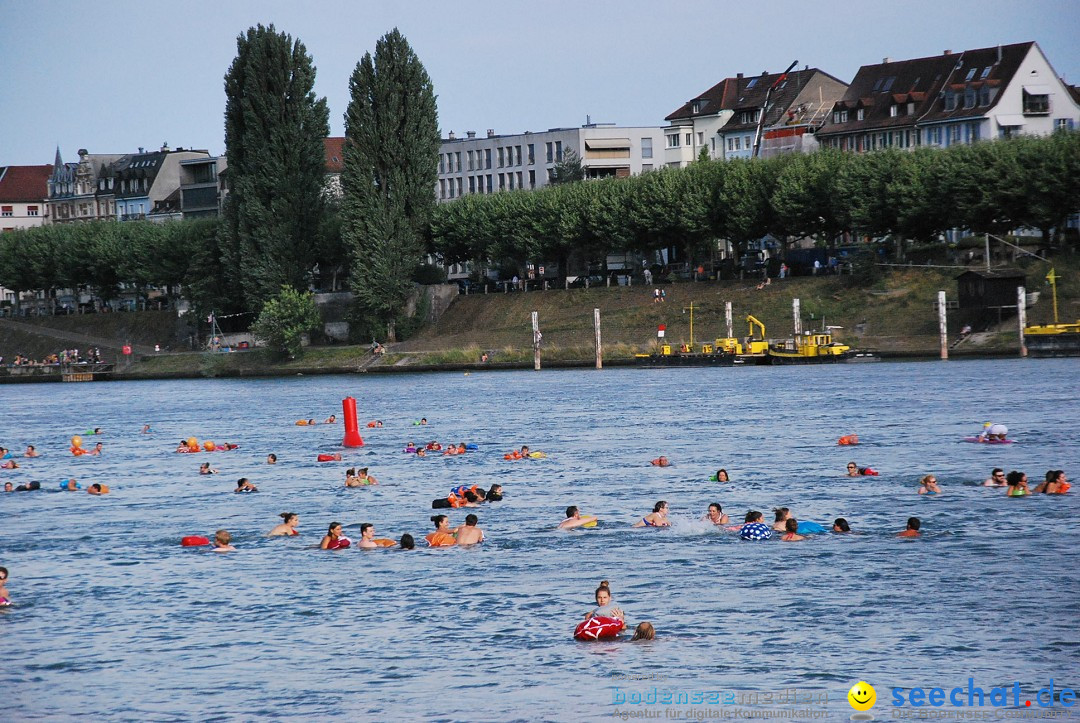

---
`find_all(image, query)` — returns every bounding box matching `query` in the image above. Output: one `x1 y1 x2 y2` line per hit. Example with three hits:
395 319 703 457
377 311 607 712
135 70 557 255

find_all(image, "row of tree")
431 132 1080 275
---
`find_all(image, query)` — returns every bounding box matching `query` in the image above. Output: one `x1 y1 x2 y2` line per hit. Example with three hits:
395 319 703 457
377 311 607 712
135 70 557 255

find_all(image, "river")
2 359 1078 721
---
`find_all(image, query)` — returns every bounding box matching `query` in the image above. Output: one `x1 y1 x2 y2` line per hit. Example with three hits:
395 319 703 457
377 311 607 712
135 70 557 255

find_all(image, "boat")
1023 269 1080 357
634 301 736 366
766 331 853 364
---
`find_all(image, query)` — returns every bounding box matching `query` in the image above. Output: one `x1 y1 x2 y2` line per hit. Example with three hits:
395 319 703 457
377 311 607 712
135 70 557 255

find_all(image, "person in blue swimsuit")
917 474 942 495
633 501 670 527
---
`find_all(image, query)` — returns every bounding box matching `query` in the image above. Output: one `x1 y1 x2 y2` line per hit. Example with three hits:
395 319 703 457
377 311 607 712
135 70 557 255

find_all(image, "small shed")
955 269 1026 309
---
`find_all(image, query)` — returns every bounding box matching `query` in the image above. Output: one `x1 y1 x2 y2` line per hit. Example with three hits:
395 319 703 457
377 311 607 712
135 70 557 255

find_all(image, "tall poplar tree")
342 28 440 341
222 24 329 311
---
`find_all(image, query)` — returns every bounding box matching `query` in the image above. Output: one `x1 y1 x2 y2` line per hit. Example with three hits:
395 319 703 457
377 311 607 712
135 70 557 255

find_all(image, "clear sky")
2 0 1078 166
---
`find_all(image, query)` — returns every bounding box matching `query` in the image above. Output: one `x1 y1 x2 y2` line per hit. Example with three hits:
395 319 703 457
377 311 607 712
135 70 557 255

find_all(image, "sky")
2 0 1078 166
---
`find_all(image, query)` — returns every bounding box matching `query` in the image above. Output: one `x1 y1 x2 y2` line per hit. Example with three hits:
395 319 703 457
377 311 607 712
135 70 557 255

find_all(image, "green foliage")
413 263 447 284
250 286 322 358
342 28 440 341
221 23 330 310
550 148 585 184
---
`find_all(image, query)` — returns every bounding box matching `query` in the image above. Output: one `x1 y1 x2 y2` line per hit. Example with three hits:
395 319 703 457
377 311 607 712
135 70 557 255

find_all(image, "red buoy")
181 536 210 547
342 397 364 447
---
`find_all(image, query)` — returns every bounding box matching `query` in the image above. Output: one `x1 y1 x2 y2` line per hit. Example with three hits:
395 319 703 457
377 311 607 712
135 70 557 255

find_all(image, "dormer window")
965 68 977 81
907 102 915 115
746 78 758 89
857 108 865 121
944 92 957 111
691 101 701 114
980 66 991 79
890 105 899 117
963 89 976 109
978 87 991 106
833 110 849 123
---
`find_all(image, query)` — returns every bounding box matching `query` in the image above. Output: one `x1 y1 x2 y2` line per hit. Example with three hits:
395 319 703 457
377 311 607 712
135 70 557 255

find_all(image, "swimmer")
86 483 109 495
846 462 859 477
983 468 1006 487
88 442 103 456
62 478 79 491
307 419 315 426
977 422 1008 442
917 474 942 495
559 505 598 530
461 491 481 507
780 518 805 541
630 622 655 641
268 512 299 537
212 529 236 552
486 484 504 502
414 448 426 458
0 566 10 606
140 424 152 434
3 483 11 493
1033 470 1068 495
897 517 921 537
354 467 377 485
376 420 383 427
633 500 671 528
585 580 624 621
425 515 457 546
319 453 343 462
832 518 851 533
91 428 103 435
739 511 772 540
454 514 485 545
715 468 729 482
324 414 337 424
266 454 277 465
650 456 670 467
199 462 218 475
705 503 729 526
771 507 791 532
420 418 428 425
1005 470 1029 497
235 478 258 493
320 522 351 550
24 445 39 458
399 533 415 550
0 459 18 469
357 523 379 549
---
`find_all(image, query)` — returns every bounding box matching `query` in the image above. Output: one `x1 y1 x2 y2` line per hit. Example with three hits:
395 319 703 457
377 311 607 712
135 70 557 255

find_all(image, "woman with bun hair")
425 515 457 546
268 512 299 537
585 580 625 621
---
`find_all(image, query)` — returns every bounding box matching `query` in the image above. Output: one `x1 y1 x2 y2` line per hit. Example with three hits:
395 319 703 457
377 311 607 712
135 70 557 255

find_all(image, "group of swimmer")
255 511 486 550
982 468 1069 495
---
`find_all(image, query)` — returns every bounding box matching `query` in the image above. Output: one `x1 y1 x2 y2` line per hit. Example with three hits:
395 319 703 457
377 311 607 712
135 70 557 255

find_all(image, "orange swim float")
838 435 860 446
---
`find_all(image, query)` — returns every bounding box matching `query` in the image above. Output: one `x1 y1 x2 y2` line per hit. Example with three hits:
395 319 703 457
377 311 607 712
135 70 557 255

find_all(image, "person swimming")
357 523 379 549
771 507 791 532
983 468 1006 487
199 462 218 475
426 515 457 547
650 456 670 467
86 483 109 495
1033 470 1069 495
0 566 11 606
399 533 416 549
897 517 921 537
235 478 258 493
780 518 804 541
715 468 729 482
705 503 729 526
268 512 299 537
977 422 1008 442
832 518 851 533
212 529 236 552
917 474 942 495
454 514 484 545
24 445 39 458
324 414 337 424
630 622 655 641
266 454 277 465
633 501 670 528
739 511 772 540
586 580 625 621
486 484 504 502
559 505 598 530
320 522 351 549
1005 471 1029 497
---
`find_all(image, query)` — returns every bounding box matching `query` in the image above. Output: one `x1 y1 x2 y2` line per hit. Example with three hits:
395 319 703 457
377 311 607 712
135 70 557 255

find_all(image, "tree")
550 148 585 184
251 286 321 358
342 28 440 341
221 24 329 311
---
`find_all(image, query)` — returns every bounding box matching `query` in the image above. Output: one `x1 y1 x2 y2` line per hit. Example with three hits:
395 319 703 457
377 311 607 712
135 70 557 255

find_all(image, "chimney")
487 129 495 138
138 147 145 154
466 131 476 138
943 50 952 56
161 142 169 152
448 131 456 140
737 72 743 79
883 57 892 64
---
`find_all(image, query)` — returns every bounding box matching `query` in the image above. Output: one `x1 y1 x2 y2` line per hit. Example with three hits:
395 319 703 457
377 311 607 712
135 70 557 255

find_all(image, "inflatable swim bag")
574 616 625 641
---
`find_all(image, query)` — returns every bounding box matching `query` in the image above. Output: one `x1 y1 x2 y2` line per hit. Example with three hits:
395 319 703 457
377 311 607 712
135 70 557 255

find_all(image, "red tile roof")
0 165 52 203
324 137 345 173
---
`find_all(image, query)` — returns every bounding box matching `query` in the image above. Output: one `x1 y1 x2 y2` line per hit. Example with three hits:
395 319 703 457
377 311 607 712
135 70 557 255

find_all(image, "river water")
2 360 1078 721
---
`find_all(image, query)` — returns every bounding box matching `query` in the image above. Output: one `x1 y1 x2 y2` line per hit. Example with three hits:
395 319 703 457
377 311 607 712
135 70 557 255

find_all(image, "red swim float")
317 454 340 462
574 616 625 641
326 537 351 550
181 536 210 547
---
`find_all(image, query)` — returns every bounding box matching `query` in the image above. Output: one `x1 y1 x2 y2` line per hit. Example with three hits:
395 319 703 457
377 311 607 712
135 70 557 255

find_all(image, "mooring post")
793 298 802 336
938 291 949 360
1017 286 1027 358
594 308 602 369
725 301 733 339
532 311 541 371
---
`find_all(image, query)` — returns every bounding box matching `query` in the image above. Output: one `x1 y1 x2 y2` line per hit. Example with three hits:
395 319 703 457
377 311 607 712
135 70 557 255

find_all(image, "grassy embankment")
4 257 1077 378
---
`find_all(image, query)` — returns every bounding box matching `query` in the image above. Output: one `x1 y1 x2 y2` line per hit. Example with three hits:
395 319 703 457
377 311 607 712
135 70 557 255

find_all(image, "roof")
719 68 846 132
666 78 738 121
324 137 344 173
955 268 1026 280
0 165 53 202
1067 84 1080 106
819 42 1036 135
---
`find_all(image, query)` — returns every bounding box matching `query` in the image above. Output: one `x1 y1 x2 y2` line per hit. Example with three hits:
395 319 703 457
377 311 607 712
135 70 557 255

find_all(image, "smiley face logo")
848 681 877 711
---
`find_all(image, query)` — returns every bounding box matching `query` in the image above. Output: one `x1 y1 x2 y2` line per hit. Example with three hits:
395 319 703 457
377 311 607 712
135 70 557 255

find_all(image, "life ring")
838 435 859 445
574 616 625 641
181 535 210 547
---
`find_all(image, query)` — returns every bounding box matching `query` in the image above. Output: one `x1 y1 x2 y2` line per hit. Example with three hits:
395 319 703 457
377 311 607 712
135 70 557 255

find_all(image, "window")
691 101 701 114
727 138 734 151
439 179 446 199
555 141 563 161
944 92 957 111
980 66 992 79
469 176 476 193
456 179 462 197
746 78 758 89
0 206 12 217
907 102 915 115
641 137 653 158
27 205 39 216
516 146 522 165
529 170 536 188
508 173 515 190
964 67 977 82
497 148 504 167
890 104 899 117
733 137 741 151
448 180 455 199
1056 118 1076 131
486 175 493 193
527 144 535 164
455 152 461 171
485 149 492 169
881 76 896 92
857 108 865 121
1023 90 1050 114
666 134 680 148
979 87 991 106
517 171 523 188
499 173 505 190
744 135 752 149
697 132 704 145
833 110 848 123
685 133 692 146
467 150 474 171
968 122 980 142
963 89 976 109
949 125 962 144
925 126 942 145
545 142 553 162
642 164 653 172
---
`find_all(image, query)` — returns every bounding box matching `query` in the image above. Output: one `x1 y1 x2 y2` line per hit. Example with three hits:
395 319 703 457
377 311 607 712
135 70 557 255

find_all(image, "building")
955 269 1026 311
0 165 53 233
48 148 125 223
324 137 344 197
102 145 210 222
179 156 227 219
664 68 848 164
435 124 666 202
817 42 1080 152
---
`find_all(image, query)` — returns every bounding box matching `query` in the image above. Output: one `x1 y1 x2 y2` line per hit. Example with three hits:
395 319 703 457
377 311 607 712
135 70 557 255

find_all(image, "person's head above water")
745 510 763 523
400 533 415 549
773 507 790 522
566 505 579 519
833 518 851 532
595 580 613 606
430 514 449 530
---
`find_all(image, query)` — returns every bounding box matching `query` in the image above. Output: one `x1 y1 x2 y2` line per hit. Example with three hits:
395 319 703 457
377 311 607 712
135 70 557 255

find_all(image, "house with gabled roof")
817 42 1080 152
48 148 125 223
0 165 52 232
664 67 848 164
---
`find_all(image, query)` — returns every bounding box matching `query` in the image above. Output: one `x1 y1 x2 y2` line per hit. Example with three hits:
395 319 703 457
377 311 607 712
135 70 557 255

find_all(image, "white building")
435 124 667 202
